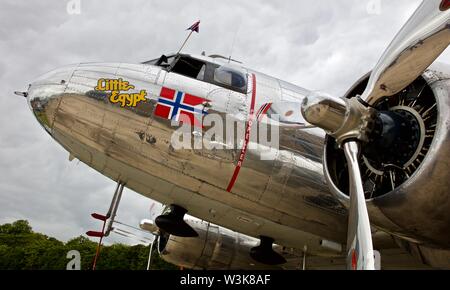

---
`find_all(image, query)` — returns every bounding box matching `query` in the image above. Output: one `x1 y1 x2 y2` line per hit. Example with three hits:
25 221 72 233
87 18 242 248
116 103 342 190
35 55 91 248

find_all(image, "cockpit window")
197 64 206 80
214 66 247 93
144 54 248 94
170 56 207 80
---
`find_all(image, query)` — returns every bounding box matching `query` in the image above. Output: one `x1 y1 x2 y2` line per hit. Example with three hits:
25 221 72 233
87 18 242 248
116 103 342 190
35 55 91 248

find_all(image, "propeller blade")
360 0 450 105
343 141 375 270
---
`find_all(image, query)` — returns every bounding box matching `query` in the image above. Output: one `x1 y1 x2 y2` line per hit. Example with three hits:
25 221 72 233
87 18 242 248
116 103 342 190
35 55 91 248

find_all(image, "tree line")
0 220 177 270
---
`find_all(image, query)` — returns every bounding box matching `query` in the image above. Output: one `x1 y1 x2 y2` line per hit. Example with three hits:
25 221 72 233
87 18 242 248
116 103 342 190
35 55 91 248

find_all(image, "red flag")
187 20 200 33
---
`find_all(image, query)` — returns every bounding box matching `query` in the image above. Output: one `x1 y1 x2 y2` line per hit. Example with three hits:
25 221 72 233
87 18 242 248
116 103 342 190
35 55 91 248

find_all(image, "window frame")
211 65 248 94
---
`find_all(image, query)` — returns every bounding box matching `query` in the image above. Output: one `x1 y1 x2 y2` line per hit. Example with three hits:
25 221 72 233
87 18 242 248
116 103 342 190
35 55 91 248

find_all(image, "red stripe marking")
255 106 264 118
257 103 272 122
226 73 257 192
262 103 272 115
440 0 450 11
351 250 358 270
256 104 266 120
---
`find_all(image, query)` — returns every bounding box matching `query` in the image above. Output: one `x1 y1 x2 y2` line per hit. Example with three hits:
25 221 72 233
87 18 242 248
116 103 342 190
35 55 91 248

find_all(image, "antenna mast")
177 20 200 55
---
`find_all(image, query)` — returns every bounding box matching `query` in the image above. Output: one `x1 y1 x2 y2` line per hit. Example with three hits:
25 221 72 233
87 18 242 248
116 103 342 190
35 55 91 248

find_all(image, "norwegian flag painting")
154 87 209 127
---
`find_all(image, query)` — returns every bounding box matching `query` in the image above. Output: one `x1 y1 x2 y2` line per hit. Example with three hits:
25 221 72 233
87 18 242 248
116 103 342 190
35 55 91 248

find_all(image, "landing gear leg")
87 180 126 270
104 182 125 237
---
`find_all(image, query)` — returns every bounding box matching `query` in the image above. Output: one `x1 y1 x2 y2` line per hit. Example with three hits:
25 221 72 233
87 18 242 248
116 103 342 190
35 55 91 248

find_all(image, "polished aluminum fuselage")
27 58 349 256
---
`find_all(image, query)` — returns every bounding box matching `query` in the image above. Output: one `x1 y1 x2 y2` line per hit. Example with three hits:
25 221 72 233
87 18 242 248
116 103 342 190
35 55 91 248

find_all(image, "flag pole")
177 30 194 55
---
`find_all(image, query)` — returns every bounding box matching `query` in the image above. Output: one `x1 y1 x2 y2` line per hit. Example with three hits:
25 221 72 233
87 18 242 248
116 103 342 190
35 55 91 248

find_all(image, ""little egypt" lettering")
95 78 147 107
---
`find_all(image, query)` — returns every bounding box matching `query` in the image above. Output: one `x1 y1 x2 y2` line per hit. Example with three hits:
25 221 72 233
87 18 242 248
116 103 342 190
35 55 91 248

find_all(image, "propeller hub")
363 109 421 167
302 95 377 145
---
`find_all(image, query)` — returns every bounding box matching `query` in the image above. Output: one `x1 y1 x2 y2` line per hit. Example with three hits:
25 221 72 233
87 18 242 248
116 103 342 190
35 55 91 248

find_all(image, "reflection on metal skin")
27 58 450 256
343 141 375 270
301 93 376 144
301 92 347 134
301 1 450 144
158 219 298 270
28 64 79 134
360 0 450 106
26 62 349 254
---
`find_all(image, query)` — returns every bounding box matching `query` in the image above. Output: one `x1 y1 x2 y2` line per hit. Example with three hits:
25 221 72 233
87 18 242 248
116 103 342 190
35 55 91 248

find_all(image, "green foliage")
0 220 177 270
0 220 32 235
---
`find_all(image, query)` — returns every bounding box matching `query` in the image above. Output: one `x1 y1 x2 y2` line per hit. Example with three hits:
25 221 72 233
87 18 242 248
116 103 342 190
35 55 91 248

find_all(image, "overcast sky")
1 0 449 245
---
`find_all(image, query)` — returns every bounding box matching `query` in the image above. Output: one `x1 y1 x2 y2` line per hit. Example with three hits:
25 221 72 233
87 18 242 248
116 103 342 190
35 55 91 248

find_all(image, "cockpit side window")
196 64 206 81
170 56 207 81
213 66 247 93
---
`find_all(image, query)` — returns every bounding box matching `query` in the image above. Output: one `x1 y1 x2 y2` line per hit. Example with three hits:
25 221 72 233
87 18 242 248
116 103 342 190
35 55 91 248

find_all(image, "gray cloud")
0 0 448 244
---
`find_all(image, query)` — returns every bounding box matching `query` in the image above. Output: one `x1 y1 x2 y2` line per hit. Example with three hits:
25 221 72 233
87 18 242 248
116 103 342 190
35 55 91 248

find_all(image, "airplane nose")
27 64 78 134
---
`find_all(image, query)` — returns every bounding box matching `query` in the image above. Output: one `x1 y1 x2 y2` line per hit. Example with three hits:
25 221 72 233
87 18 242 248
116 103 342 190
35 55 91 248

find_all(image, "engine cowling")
324 64 450 247
157 219 289 270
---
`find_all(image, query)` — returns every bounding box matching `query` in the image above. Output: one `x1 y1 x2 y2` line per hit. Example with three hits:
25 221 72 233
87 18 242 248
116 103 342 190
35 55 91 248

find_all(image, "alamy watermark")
170 114 280 161
366 0 382 15
66 0 81 15
66 250 81 270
